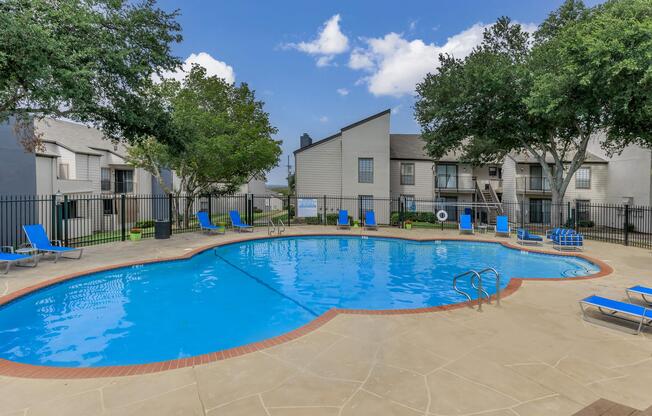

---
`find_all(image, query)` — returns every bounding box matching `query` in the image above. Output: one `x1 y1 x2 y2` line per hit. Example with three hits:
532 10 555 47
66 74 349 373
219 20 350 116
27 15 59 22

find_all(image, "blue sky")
157 0 603 186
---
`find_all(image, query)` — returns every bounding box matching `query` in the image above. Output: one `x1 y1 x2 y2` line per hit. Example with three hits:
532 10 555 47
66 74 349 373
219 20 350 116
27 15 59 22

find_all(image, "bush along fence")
0 194 651 249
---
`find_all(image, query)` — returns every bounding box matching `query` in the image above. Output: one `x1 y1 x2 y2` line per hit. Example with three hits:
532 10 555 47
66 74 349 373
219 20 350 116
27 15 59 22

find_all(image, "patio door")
436 165 457 189
529 199 551 224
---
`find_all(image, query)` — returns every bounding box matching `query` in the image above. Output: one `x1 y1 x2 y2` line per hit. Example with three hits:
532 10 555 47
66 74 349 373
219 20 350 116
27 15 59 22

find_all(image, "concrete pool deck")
0 227 651 415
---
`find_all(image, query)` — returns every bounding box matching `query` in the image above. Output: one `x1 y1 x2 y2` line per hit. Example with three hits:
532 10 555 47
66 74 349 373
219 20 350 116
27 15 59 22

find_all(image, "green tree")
0 0 182 148
127 65 282 226
415 0 652 212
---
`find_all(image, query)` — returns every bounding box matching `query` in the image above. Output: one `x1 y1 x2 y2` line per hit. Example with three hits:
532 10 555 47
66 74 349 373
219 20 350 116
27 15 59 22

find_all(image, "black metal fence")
0 193 651 249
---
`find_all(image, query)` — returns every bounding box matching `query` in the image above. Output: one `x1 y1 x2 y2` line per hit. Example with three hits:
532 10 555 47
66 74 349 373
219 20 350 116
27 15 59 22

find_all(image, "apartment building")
294 109 652 224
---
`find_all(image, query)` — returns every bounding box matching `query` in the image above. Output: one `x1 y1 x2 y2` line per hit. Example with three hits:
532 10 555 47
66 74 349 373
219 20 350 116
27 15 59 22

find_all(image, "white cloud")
336 88 349 96
319 116 329 123
158 52 235 83
348 23 490 97
285 14 349 67
348 47 375 71
316 56 336 67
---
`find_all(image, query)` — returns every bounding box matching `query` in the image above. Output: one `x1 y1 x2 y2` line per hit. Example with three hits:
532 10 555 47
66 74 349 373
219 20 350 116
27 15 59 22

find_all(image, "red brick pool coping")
0 234 613 379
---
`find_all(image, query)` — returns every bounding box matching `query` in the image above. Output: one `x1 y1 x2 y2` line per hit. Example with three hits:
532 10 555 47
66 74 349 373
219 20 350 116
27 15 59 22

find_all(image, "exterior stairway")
476 182 503 224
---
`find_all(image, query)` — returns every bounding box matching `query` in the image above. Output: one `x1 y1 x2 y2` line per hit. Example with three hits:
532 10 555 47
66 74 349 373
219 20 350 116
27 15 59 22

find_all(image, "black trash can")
154 220 171 239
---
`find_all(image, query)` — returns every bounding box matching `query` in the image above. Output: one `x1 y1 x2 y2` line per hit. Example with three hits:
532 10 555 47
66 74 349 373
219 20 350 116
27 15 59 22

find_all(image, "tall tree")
415 0 652 211
0 0 182 148
127 65 282 226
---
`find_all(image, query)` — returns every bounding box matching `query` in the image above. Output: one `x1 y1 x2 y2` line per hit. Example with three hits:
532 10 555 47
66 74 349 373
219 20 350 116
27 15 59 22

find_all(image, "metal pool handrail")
476 267 501 307
453 268 501 311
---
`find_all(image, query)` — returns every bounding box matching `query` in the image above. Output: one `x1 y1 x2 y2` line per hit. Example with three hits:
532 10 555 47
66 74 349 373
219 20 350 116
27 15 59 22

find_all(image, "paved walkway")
0 227 651 416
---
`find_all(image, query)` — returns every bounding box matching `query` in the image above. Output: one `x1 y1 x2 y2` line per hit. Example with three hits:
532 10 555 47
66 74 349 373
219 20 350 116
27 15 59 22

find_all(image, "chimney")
300 133 312 148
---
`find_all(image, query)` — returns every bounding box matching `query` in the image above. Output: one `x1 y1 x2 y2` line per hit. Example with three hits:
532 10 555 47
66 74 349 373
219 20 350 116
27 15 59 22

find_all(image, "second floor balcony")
516 176 552 193
435 175 476 192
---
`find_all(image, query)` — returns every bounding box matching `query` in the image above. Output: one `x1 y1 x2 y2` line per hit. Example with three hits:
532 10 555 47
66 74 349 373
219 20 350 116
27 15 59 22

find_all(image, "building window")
58 200 80 219
101 168 111 191
400 163 415 185
58 163 69 179
436 164 457 188
358 158 374 183
529 199 551 224
576 200 591 222
103 198 115 215
488 166 502 178
575 167 591 189
115 170 134 193
359 195 374 218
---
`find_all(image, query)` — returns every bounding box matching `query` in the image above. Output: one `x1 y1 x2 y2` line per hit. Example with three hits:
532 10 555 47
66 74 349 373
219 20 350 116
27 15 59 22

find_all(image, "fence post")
168 193 173 230
287 195 291 227
624 204 629 246
399 196 405 228
51 194 58 241
248 194 254 226
121 194 126 241
520 198 524 229
323 195 327 225
574 200 579 231
207 194 212 220
567 201 571 228
63 195 69 247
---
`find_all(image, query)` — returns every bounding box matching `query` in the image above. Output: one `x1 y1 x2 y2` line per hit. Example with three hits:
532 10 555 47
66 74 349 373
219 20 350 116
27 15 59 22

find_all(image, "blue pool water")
0 236 599 367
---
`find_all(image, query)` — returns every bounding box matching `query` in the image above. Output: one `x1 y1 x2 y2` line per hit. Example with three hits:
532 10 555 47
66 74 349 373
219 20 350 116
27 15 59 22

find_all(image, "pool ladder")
267 219 285 235
452 268 501 312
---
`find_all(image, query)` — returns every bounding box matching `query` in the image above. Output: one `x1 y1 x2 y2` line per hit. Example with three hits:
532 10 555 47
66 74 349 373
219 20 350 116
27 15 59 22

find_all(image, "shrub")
325 213 352 225
626 223 636 232
135 219 155 228
390 211 438 224
253 207 263 213
305 216 322 225
577 220 595 228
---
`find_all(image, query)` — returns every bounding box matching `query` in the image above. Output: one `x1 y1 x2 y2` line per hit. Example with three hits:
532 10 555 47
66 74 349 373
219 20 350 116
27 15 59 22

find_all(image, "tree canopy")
415 0 652 205
0 0 182 148
127 65 282 225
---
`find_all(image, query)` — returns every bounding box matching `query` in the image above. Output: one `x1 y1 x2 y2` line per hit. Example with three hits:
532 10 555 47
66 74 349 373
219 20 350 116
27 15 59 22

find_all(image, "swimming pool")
0 236 600 368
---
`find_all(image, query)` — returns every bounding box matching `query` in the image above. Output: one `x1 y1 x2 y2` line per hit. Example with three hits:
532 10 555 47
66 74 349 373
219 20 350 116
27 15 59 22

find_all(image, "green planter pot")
130 232 142 241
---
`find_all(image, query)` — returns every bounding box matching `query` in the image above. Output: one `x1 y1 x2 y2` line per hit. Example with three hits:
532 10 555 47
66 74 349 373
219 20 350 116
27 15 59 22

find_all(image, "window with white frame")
358 158 374 183
58 163 69 179
575 167 591 189
400 163 415 185
101 168 111 191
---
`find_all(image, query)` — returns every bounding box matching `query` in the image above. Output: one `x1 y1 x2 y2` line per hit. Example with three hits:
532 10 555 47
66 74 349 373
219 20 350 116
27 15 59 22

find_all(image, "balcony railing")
516 176 552 193
435 175 476 192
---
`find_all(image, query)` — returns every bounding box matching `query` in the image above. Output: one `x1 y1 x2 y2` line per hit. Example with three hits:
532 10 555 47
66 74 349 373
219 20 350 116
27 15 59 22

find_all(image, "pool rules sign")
297 198 318 218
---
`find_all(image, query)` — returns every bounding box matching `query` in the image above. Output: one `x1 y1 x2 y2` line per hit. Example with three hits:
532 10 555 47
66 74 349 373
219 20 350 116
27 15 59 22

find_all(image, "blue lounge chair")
494 216 510 237
337 210 350 229
364 211 377 230
546 227 575 240
229 210 253 232
0 246 39 274
197 211 225 234
459 214 474 234
580 295 652 335
626 286 652 305
516 229 543 245
552 232 583 251
22 224 83 262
